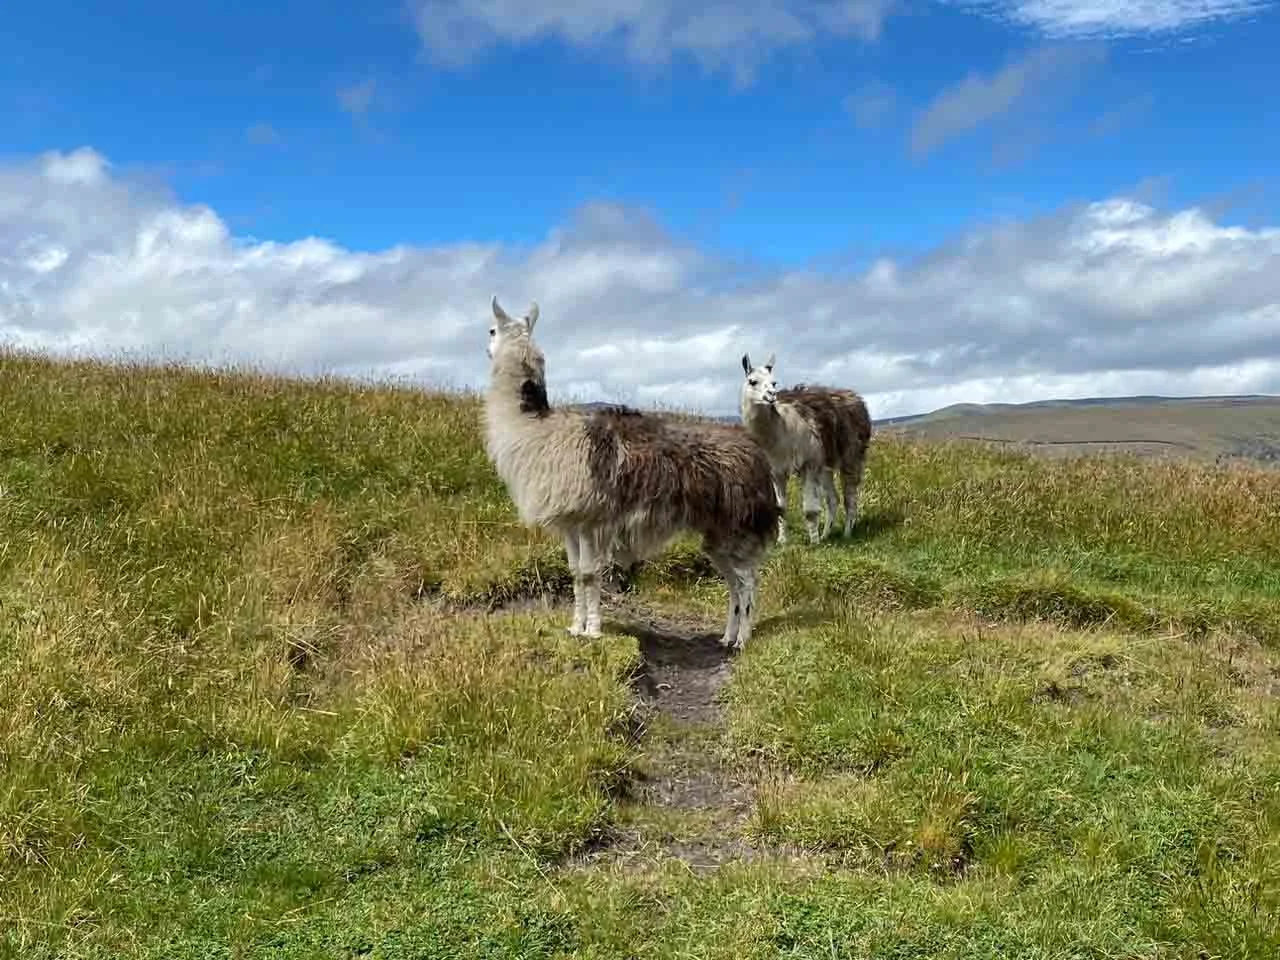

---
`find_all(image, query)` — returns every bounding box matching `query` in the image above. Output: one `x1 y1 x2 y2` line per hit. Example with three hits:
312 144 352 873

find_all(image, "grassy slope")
2 351 1280 958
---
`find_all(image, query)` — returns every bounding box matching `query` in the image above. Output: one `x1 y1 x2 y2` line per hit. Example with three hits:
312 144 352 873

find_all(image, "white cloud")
950 0 1273 39
910 44 1105 157
3 147 1280 420
409 0 893 85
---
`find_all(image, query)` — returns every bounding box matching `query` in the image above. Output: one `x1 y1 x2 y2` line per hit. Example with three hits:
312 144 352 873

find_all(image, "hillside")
881 394 1280 465
3 350 1280 959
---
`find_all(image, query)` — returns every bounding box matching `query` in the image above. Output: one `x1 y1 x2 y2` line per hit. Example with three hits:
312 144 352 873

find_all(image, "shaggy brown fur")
777 385 872 473
582 404 780 543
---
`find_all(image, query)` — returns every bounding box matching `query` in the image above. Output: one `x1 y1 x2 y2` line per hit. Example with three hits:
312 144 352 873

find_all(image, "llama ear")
525 302 539 333
741 353 752 377
492 295 514 326
764 352 775 372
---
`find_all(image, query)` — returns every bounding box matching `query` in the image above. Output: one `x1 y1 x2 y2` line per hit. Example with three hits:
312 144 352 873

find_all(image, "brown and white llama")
739 353 872 544
484 296 781 650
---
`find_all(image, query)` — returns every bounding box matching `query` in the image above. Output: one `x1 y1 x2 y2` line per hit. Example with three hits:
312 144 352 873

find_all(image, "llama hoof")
566 625 583 637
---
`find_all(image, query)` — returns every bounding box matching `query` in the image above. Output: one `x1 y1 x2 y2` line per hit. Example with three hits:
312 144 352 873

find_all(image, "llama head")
487 296 548 411
740 352 778 408
488 295 540 362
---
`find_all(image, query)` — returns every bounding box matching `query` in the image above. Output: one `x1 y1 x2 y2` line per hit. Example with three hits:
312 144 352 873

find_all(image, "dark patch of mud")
623 619 735 726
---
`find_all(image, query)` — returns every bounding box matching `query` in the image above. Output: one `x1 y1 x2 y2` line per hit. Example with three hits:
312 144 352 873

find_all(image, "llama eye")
748 378 758 386
489 328 496 336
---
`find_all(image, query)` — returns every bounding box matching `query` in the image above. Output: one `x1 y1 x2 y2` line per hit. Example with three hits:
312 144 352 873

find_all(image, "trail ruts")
573 597 812 874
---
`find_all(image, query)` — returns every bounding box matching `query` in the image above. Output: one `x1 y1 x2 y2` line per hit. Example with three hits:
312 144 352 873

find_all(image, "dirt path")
561 597 809 874
467 588 808 873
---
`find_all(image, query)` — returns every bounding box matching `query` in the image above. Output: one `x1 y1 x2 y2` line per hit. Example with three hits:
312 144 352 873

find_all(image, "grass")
2 348 1280 957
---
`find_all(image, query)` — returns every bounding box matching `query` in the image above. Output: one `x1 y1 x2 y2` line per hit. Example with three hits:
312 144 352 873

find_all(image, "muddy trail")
562 595 812 874
469 585 809 873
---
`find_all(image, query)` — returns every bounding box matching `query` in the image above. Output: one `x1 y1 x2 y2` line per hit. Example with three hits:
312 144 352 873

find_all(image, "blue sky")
2 0 1279 416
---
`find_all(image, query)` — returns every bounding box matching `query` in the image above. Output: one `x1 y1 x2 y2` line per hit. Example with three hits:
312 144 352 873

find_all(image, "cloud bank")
2 148 1279 419
406 0 1272 85
410 0 893 84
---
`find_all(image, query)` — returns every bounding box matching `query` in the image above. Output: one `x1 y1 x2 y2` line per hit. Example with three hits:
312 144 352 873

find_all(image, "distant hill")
878 394 1280 466
876 394 1280 427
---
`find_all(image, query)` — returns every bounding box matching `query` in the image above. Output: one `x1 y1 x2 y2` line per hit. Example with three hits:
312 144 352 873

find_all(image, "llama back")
582 404 780 542
777 385 872 469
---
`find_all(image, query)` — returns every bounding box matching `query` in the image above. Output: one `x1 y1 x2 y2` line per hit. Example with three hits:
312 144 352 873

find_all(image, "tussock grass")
3 349 1280 957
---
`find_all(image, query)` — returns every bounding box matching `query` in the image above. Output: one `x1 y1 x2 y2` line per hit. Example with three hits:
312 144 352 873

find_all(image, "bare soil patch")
568 597 812 874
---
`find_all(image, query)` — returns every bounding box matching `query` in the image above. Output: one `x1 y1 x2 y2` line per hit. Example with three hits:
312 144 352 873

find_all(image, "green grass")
3 349 1280 958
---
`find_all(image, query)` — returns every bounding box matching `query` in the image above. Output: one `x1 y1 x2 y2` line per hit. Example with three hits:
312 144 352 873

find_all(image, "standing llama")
739 353 872 544
484 296 781 650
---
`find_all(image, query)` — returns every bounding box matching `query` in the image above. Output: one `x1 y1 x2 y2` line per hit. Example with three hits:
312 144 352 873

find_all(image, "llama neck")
486 361 552 421
742 399 783 439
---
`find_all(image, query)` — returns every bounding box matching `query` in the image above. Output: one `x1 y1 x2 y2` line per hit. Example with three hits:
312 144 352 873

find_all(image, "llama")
483 296 781 650
739 353 872 544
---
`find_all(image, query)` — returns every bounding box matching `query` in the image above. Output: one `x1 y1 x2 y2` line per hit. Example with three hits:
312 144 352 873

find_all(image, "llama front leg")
771 468 790 544
563 529 586 636
801 470 823 544
721 571 742 648
821 470 838 540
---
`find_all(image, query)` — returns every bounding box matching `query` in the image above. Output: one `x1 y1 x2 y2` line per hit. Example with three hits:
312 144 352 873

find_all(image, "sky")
2 0 1278 419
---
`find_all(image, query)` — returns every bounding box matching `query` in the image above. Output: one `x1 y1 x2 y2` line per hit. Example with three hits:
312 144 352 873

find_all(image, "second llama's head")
487 296 548 411
740 352 778 410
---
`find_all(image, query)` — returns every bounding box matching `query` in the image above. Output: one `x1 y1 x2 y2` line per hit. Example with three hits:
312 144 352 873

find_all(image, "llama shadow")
843 505 905 543
607 618 730 672
624 623 732 723
752 607 827 636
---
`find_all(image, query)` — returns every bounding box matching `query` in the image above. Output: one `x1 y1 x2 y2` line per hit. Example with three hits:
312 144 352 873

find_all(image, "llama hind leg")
821 470 838 540
563 530 586 636
801 470 823 544
722 575 743 650
709 550 741 648
732 561 760 651
841 463 864 537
